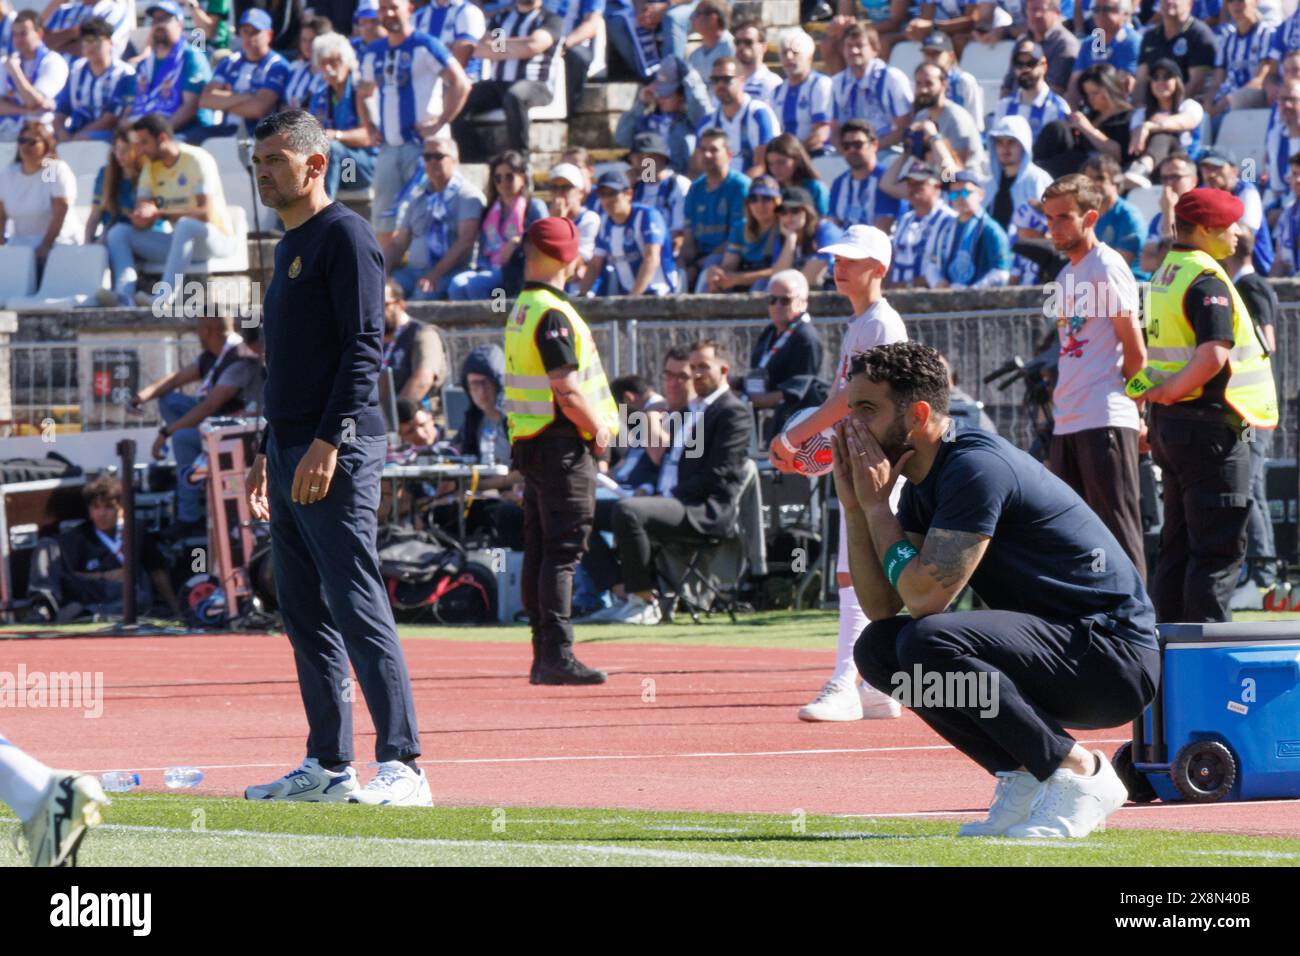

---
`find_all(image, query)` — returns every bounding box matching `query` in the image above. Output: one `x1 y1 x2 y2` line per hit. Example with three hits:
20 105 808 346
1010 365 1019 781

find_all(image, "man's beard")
1017 72 1038 90
878 412 914 466
913 92 937 111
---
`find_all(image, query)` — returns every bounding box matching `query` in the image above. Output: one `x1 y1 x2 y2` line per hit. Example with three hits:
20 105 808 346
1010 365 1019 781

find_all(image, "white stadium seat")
812 152 848 184
59 140 111 215
888 41 923 82
961 40 1015 83
203 136 280 233
1215 108 1272 184
5 243 110 310
1125 185 1163 224
0 245 38 307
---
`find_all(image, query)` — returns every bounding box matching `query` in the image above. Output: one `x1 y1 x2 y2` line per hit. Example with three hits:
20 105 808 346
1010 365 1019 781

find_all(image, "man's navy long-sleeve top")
259 201 388 451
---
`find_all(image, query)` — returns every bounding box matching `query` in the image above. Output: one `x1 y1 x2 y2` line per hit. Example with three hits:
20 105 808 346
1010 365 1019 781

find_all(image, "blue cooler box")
1114 623 1300 803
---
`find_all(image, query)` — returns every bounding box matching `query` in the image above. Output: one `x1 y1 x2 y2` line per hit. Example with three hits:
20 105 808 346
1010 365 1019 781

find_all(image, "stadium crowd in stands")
5 0 1296 623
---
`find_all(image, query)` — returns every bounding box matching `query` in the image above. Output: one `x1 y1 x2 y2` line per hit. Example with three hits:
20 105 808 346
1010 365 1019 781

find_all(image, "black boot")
533 656 608 685
529 634 542 685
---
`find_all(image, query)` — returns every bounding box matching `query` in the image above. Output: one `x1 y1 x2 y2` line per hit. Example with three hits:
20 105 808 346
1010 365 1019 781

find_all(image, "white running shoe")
859 682 903 719
605 594 662 625
577 600 627 623
348 761 433 806
15 771 109 867
958 770 1045 837
1005 751 1128 838
798 680 862 721
244 757 358 802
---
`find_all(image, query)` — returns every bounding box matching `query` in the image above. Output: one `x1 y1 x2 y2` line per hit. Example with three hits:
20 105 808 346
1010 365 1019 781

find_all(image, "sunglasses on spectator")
493 172 517 183
423 152 447 162
735 37 759 45
17 137 39 146
1013 58 1039 69
1092 4 1121 10
841 139 870 150
767 295 795 306
710 74 738 84
1161 172 1192 183
748 194 777 203
779 206 805 215
947 188 973 199
1152 72 1176 82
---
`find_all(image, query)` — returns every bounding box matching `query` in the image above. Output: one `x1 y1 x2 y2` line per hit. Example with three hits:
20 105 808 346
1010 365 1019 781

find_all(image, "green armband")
1125 368 1156 399
883 540 919 588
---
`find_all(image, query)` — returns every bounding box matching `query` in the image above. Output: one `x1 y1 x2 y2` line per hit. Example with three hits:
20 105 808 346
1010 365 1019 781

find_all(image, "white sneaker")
15 771 109 867
859 682 903 719
1004 751 1128 838
958 770 1044 837
244 757 358 802
606 594 662 625
577 600 626 623
348 761 433 806
798 679 862 721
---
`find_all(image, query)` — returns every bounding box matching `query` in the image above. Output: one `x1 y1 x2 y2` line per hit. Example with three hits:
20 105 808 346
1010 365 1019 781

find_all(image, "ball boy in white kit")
770 225 907 721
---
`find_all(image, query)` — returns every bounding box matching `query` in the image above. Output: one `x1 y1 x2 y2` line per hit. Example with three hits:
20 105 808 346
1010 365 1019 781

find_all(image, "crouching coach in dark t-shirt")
834 342 1159 840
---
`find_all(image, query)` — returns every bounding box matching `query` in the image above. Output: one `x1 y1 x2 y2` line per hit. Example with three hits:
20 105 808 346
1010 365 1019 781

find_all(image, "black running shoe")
533 658 608 685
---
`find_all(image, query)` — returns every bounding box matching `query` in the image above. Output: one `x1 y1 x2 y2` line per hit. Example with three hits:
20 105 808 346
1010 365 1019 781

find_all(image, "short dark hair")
396 399 417 425
847 342 950 416
694 0 730 30
1081 153 1121 184
254 109 329 160
79 16 114 40
14 9 42 31
1042 173 1103 214
83 474 122 509
689 338 730 367
303 14 334 35
131 112 174 139
731 16 765 39
698 127 731 152
662 345 690 366
838 118 876 142
611 375 652 400
1156 151 1194 178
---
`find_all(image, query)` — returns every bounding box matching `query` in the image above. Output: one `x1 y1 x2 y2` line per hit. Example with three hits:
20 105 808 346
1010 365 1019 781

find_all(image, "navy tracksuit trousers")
267 431 421 764
855 610 1159 781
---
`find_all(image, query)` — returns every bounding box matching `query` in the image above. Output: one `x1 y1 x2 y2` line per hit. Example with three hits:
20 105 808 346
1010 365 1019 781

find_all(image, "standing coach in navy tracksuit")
243 109 430 807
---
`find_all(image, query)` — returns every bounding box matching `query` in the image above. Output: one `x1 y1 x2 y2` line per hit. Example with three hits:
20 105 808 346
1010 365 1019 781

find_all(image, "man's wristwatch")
158 425 170 438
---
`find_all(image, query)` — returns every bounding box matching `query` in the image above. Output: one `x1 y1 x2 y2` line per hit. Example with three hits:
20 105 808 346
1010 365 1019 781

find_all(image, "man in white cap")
770 224 906 722
549 160 602 291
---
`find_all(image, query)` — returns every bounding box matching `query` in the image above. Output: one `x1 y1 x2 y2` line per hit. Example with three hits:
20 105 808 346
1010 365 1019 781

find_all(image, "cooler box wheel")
1171 740 1237 803
1111 741 1157 804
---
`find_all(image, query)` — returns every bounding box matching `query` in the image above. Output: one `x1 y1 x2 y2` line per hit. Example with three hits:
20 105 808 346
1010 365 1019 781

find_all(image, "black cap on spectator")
595 170 632 192
921 31 953 53
1197 147 1237 168
631 131 671 160
780 185 816 211
1150 58 1184 81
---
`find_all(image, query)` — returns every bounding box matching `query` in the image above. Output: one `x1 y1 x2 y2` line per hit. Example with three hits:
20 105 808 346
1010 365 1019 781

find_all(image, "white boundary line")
85 739 1131 774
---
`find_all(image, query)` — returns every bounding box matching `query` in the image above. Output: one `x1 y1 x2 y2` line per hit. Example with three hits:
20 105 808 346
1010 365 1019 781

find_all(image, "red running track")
1 634 1295 837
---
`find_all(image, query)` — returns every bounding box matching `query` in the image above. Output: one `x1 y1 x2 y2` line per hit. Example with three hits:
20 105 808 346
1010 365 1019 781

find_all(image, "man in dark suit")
603 339 754 625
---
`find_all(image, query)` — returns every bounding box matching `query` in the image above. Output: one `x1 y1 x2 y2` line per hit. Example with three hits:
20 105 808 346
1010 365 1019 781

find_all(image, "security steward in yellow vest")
505 217 620 685
1127 188 1279 623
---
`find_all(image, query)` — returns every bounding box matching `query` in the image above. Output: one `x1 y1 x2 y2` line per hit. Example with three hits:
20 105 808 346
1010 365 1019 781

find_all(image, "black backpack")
376 526 496 624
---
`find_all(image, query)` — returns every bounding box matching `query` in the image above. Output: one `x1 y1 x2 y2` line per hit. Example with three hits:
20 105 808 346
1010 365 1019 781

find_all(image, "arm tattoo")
918 529 986 589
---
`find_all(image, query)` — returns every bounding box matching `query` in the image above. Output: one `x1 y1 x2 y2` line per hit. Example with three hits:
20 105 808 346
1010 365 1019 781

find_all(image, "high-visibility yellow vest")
503 284 620 443
1143 247 1278 428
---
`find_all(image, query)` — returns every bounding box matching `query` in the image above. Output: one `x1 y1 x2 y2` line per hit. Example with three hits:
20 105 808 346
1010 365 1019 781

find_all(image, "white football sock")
0 735 55 822
831 586 868 686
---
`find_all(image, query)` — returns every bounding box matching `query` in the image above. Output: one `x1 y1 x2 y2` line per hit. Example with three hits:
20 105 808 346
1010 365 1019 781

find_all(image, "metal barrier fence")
0 338 199 435
2 308 1296 458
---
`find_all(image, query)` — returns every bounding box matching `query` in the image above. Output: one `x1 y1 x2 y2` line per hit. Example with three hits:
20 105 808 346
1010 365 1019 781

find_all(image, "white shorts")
837 478 905 576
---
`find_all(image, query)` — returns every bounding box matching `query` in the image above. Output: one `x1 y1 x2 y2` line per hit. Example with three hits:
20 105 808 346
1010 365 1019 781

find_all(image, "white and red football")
782 408 835 477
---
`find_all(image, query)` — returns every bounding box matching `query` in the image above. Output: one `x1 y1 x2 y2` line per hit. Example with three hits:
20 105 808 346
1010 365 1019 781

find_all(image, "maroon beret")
525 216 580 264
1173 188 1244 231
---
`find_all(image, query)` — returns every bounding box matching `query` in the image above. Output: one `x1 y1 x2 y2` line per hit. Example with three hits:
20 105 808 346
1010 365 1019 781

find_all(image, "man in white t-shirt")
770 224 905 722
1042 173 1148 580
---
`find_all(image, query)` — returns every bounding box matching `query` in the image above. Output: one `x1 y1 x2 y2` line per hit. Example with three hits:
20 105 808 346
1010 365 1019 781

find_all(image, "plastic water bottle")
480 425 497 468
163 767 204 789
101 771 140 792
